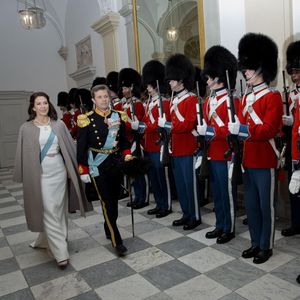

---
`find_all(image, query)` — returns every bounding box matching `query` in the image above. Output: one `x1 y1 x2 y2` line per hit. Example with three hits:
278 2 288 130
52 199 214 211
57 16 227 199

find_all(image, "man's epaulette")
86 111 93 116
269 87 278 93
113 109 128 122
77 114 90 128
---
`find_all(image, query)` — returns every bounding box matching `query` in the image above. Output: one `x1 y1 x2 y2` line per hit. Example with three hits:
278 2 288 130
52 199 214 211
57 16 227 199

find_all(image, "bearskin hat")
142 60 167 94
118 68 142 98
74 89 93 113
57 91 69 107
238 33 278 83
91 77 106 89
68 88 78 106
203 46 237 89
106 71 119 94
194 67 207 97
286 41 300 75
165 54 195 91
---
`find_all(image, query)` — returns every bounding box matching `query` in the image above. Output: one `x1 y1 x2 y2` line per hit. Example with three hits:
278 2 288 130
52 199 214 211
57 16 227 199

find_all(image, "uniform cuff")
238 124 250 140
205 126 215 141
78 164 89 175
122 149 131 156
138 121 146 133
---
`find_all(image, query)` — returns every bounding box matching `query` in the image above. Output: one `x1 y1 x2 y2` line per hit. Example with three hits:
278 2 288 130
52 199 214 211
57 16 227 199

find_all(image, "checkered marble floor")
1 168 300 300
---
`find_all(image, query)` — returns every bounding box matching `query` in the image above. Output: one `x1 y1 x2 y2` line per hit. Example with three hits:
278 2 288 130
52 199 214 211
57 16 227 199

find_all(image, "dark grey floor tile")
2 223 28 236
219 292 247 300
0 210 24 221
79 258 135 288
69 290 102 300
206 259 265 290
6 187 23 193
117 207 131 217
14 195 24 201
124 220 164 235
0 186 6 190
157 236 206 258
0 288 35 300
22 261 75 286
211 235 250 259
0 237 8 248
116 236 151 255
140 259 200 290
68 237 100 255
0 258 19 276
271 257 300 286
0 201 18 208
275 236 300 256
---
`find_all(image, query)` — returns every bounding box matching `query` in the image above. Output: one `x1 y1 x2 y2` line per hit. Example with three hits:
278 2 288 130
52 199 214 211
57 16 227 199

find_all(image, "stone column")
91 11 121 73
119 2 136 68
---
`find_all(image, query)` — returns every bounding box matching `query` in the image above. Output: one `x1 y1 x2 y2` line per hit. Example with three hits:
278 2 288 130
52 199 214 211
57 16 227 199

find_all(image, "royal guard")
57 91 73 132
106 71 123 110
68 88 80 139
159 53 201 230
118 68 148 209
77 84 133 256
136 59 172 218
228 33 283 264
282 41 300 238
198 45 238 243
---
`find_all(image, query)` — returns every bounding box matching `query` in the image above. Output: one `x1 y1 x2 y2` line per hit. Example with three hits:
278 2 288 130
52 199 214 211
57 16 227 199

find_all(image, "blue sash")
89 112 120 177
40 130 55 162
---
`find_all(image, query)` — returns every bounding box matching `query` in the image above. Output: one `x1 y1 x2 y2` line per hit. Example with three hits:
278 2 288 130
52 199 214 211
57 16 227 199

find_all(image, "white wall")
293 0 300 40
64 0 105 88
0 0 68 105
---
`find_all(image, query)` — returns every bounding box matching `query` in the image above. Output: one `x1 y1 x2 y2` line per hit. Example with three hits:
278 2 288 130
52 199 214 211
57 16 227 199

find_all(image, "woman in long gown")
14 91 91 268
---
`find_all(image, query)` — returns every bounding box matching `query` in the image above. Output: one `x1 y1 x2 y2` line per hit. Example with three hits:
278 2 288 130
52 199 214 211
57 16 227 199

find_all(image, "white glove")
80 174 91 183
131 120 139 130
298 126 300 136
289 170 300 194
282 115 294 126
197 119 207 136
228 115 240 135
158 114 166 128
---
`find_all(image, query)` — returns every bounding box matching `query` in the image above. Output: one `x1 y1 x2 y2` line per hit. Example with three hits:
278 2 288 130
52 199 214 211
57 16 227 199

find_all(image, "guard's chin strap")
245 67 262 83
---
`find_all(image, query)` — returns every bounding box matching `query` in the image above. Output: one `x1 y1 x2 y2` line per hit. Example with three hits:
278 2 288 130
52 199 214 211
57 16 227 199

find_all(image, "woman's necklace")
34 117 51 130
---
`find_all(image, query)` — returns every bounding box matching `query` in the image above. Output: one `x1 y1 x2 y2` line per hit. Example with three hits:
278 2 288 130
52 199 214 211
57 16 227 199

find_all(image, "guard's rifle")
282 70 292 170
129 84 142 157
224 70 243 185
195 81 209 180
156 80 170 166
79 95 87 114
239 79 244 98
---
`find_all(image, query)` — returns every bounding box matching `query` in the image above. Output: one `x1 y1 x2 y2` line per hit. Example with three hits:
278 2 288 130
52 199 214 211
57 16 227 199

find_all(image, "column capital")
91 11 120 36
57 47 68 61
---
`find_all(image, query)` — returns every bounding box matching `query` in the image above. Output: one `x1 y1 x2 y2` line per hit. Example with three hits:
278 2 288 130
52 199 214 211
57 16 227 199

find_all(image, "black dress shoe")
115 244 128 257
281 227 300 237
183 220 202 230
132 202 149 209
172 217 189 226
127 201 136 207
205 228 223 239
156 209 171 218
147 207 160 215
296 274 300 284
217 232 235 244
253 249 273 264
242 246 260 258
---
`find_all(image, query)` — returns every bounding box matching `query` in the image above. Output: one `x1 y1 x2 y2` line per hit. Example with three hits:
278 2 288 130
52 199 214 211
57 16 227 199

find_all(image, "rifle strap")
208 95 227 127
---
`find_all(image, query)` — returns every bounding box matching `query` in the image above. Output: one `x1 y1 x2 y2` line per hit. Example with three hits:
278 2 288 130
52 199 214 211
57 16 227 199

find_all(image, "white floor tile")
0 216 26 228
236 274 300 300
31 273 91 300
95 274 159 300
187 226 217 246
16 249 52 269
0 271 28 297
6 231 37 246
0 205 23 215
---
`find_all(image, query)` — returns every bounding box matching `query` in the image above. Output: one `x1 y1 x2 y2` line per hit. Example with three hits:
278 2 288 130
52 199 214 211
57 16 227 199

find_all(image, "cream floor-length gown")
30 124 69 262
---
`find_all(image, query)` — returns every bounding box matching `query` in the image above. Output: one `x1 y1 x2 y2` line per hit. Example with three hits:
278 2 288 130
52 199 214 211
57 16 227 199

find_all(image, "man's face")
290 69 300 85
92 89 109 111
243 69 263 86
122 86 131 98
169 80 183 92
147 84 156 97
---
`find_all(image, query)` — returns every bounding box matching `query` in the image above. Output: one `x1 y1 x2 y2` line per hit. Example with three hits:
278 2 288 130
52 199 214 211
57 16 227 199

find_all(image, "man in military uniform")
119 68 148 209
198 45 238 244
281 41 300 237
228 33 283 264
77 84 132 256
159 53 201 230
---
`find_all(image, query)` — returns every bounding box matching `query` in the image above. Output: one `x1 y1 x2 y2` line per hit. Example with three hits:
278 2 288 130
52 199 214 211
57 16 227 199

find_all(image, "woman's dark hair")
27 91 58 121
